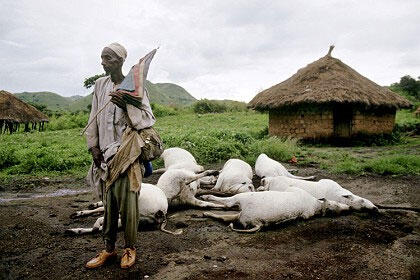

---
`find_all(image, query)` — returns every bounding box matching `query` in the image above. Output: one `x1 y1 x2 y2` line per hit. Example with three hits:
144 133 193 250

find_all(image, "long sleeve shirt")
85 76 155 158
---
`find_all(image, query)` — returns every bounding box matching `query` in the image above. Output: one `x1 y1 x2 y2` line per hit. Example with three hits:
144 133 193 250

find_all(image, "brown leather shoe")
85 250 117 269
120 248 136 269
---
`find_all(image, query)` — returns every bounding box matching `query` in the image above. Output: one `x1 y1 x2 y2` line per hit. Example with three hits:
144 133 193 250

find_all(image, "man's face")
101 47 123 74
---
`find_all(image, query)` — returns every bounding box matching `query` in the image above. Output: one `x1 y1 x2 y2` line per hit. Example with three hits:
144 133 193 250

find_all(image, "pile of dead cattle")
66 147 378 235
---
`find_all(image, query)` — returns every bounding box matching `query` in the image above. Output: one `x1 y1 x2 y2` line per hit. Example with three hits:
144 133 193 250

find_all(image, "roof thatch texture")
249 51 412 110
0 90 49 122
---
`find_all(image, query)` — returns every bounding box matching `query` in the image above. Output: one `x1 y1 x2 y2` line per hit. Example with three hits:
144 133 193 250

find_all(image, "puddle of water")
0 188 90 203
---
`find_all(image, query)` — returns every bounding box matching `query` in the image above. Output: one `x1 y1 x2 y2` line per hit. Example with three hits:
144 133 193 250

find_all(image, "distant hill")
14 91 71 111
68 94 93 112
14 81 197 112
146 81 196 106
68 95 84 102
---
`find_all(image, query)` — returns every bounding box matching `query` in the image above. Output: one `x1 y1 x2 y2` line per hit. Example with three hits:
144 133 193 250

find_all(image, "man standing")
85 43 156 269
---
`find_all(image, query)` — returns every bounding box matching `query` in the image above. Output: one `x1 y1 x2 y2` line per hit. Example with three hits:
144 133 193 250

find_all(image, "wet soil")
0 165 419 280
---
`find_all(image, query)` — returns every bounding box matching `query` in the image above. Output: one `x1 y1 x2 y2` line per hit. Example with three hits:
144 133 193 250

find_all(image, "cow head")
339 194 378 212
319 198 350 216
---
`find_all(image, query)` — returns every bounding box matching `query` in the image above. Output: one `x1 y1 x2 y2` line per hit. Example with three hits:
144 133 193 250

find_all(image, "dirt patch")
0 166 419 280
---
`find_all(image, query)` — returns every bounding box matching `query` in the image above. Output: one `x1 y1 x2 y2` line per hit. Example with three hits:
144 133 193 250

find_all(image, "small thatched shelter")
0 90 49 133
248 46 412 139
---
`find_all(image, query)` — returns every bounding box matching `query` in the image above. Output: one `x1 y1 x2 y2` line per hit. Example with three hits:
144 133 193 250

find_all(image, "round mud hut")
0 90 49 133
248 46 412 140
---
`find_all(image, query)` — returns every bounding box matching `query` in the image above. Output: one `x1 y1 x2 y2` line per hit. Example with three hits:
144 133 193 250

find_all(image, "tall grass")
1 111 302 177
47 112 89 131
364 155 420 175
154 112 296 165
0 129 91 177
1 108 419 178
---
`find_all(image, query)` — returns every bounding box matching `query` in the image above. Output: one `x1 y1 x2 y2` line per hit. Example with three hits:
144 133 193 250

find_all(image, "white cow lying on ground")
258 176 378 211
255 153 315 180
154 147 217 186
202 188 349 233
157 168 228 208
209 159 255 194
66 184 182 235
154 147 205 173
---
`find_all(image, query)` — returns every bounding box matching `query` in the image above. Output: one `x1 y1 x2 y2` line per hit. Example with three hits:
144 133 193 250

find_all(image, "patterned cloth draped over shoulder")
105 127 163 192
115 49 157 109
105 48 163 193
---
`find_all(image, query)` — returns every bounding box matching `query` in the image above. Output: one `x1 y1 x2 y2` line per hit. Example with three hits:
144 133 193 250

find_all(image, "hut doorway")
333 105 352 138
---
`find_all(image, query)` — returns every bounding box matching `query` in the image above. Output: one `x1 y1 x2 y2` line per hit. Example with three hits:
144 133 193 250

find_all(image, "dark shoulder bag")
139 127 164 161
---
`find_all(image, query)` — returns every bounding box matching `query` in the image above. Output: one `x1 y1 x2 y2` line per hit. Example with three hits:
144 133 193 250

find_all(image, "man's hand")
89 147 104 168
109 91 127 110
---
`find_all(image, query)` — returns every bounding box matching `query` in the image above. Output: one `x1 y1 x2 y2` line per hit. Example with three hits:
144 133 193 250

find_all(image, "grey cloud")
0 0 419 101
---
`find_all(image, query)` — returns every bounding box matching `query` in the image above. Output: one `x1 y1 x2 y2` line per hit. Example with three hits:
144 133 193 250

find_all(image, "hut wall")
269 109 334 138
269 106 396 139
351 109 395 135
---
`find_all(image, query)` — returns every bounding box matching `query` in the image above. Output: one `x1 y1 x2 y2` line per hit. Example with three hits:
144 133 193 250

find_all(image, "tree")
27 102 52 116
390 75 420 101
83 73 106 89
399 75 419 96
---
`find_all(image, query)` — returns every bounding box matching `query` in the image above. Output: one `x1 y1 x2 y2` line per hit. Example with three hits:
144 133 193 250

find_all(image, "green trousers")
103 174 139 249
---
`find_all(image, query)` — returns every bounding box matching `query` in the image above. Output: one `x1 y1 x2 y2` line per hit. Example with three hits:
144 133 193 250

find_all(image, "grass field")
1 110 419 180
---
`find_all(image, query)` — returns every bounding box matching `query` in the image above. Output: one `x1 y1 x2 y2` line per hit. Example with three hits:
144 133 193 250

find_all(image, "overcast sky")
1 0 419 102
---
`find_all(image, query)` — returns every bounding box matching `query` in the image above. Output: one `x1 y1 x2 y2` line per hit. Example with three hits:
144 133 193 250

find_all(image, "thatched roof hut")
0 90 49 133
248 46 412 139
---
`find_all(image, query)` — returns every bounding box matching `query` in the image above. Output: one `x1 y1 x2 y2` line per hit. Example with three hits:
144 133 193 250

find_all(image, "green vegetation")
389 75 420 102
152 112 298 167
192 99 249 114
47 112 89 131
299 137 420 175
84 73 107 89
14 91 72 111
1 107 419 179
395 109 419 135
0 129 91 178
68 94 93 112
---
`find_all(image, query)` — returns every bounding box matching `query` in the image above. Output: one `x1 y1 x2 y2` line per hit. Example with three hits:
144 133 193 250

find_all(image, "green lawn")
1 111 419 180
299 136 420 175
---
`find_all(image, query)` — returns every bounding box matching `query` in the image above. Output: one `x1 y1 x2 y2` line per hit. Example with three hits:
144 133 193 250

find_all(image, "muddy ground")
0 165 419 280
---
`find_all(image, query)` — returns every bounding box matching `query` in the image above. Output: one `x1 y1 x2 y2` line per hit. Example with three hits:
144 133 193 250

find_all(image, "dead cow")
154 147 204 173
210 159 255 194
255 153 315 180
66 183 182 235
202 188 349 233
157 168 228 208
258 176 378 211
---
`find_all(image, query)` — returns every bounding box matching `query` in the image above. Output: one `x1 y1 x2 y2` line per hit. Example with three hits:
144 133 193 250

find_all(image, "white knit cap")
106 42 127 62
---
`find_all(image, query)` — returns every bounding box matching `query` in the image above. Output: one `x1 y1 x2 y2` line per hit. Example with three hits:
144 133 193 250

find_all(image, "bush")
151 103 178 117
349 132 403 146
192 99 250 114
0 129 91 175
193 99 228 114
0 147 19 168
47 112 89 131
395 109 420 135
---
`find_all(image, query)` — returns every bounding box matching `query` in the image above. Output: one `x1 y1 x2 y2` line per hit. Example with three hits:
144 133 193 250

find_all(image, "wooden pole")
80 99 112 136
327 45 335 56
